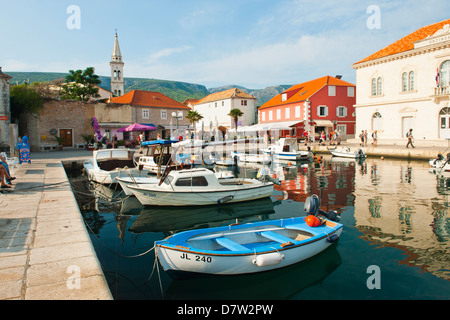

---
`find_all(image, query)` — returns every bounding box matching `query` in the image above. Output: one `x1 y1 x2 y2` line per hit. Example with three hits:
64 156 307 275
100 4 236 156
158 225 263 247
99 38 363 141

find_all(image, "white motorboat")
83 149 147 184
330 147 366 159
117 169 234 196
128 167 274 206
155 214 343 277
233 152 272 164
263 138 313 161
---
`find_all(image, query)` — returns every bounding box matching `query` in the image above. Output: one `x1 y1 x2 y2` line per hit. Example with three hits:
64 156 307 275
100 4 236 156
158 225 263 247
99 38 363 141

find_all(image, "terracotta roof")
109 90 190 109
259 76 355 110
355 19 450 65
0 67 11 79
196 88 256 105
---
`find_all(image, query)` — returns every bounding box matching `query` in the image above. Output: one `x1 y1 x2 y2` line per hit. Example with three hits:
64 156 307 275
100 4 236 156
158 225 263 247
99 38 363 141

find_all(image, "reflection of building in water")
273 158 356 213
354 158 450 280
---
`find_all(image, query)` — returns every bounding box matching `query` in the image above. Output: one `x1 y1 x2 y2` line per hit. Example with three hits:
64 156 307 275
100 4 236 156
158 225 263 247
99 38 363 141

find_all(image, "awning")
237 121 303 132
313 120 334 127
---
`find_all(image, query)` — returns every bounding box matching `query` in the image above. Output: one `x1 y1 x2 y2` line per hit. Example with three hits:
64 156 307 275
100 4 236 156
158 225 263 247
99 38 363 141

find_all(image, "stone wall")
22 99 95 152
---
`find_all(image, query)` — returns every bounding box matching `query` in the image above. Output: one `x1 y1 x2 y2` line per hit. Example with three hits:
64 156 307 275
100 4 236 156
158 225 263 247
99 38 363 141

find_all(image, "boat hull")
155 218 343 276
129 182 274 206
117 176 159 196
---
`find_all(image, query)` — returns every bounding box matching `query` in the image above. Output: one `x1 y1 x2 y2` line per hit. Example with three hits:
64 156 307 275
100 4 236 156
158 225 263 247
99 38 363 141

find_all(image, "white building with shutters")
352 19 450 146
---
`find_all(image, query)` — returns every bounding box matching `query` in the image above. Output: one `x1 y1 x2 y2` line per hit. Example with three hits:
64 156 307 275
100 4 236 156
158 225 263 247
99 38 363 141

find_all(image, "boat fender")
217 195 234 204
327 234 339 243
252 252 284 267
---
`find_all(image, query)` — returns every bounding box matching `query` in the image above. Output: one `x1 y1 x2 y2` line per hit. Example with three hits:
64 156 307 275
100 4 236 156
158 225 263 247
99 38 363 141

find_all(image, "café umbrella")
117 123 156 132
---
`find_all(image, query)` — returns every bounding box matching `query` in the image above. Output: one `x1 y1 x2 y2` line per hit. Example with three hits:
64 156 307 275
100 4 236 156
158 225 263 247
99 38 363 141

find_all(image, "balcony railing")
435 86 450 95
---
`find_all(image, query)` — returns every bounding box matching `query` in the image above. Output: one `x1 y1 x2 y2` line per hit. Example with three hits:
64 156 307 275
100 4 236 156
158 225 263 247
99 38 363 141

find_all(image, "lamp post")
172 111 183 139
304 99 311 143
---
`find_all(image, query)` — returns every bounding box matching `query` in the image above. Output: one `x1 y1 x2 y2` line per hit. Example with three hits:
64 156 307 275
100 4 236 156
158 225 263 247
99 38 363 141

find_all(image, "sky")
1 0 449 89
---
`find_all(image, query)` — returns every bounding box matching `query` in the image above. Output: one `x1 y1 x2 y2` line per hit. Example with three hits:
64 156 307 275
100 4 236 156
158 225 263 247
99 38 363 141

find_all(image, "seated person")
0 165 13 189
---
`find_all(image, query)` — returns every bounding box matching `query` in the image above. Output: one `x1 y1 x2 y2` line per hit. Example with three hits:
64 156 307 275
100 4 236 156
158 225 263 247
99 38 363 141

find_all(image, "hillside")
7 72 291 105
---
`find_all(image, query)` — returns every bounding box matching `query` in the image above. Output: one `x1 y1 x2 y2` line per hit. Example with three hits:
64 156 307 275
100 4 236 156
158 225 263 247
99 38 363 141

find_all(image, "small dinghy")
330 147 366 159
155 195 343 277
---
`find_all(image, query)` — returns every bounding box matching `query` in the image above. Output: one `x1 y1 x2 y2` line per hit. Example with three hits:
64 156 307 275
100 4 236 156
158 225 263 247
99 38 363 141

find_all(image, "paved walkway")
0 150 112 300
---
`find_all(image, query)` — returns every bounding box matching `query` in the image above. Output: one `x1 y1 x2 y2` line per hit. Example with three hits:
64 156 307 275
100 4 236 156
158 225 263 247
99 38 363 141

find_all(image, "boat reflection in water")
128 197 280 235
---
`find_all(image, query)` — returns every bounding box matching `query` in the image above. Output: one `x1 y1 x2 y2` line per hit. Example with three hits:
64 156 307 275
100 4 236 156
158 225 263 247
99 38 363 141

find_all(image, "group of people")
359 130 378 147
318 130 342 146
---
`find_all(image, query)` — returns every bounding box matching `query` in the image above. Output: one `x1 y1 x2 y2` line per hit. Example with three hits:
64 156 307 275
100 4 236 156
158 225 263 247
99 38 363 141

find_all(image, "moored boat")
128 167 274 206
83 149 147 184
155 214 343 277
330 147 366 159
263 138 313 161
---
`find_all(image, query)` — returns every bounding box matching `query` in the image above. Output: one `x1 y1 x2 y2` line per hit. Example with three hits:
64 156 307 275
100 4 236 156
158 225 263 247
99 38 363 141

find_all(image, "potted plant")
53 136 65 150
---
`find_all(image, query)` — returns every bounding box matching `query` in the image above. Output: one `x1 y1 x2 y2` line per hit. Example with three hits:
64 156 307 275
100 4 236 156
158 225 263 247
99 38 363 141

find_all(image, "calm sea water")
70 155 450 300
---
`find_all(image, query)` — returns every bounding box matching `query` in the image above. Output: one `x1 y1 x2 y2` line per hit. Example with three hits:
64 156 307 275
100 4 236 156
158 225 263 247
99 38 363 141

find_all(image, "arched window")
372 78 377 96
377 77 383 95
440 60 450 88
402 73 408 92
372 112 383 131
409 71 415 91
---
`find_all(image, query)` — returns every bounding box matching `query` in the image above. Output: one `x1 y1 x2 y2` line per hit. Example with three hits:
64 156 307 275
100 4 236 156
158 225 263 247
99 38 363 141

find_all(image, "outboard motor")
304 194 340 222
304 195 320 216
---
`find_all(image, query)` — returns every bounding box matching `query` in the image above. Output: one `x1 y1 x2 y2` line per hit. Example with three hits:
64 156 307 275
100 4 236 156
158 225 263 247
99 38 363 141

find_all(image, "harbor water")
69 155 450 300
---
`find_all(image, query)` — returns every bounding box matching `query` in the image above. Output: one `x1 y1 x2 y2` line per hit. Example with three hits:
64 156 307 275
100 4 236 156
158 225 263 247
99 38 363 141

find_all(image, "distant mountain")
208 84 293 105
7 72 290 105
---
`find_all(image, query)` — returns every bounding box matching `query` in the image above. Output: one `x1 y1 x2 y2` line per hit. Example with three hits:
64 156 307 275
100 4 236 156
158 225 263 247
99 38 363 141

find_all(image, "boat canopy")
142 139 178 146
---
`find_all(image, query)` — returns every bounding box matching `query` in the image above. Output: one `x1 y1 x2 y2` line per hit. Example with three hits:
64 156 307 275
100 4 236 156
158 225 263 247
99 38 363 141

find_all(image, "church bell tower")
110 32 124 96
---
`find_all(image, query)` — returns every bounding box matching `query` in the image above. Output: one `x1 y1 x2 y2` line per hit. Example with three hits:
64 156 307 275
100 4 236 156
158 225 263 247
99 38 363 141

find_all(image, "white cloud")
147 46 193 62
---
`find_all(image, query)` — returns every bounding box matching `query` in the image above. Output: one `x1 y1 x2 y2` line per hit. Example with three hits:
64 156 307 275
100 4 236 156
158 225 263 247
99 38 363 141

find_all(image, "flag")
436 68 440 87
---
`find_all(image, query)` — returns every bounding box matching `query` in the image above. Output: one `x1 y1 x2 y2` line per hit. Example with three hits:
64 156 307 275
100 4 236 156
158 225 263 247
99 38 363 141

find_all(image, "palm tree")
228 108 244 132
186 110 203 138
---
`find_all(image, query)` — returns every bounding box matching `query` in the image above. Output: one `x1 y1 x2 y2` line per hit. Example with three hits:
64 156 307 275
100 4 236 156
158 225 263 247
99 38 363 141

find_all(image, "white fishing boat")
155 214 343 277
233 152 272 164
330 147 366 159
117 169 234 196
263 138 313 161
135 140 177 174
83 149 147 184
128 167 274 206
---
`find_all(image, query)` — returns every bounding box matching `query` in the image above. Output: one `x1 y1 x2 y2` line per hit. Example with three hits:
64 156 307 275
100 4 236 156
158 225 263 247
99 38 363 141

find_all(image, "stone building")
110 33 124 97
22 100 95 152
352 19 450 145
107 90 191 140
0 67 12 146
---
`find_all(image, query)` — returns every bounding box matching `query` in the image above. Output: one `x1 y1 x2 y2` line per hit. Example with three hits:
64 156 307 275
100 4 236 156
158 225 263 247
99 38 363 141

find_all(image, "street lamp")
172 111 183 139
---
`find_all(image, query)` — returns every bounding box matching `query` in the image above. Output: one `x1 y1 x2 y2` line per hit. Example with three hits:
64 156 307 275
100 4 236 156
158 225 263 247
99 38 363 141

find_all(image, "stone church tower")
110 32 124 97
0 67 12 145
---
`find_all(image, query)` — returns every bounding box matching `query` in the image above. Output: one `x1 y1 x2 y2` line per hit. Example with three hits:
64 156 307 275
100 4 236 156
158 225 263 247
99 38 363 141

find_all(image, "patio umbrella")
117 123 156 132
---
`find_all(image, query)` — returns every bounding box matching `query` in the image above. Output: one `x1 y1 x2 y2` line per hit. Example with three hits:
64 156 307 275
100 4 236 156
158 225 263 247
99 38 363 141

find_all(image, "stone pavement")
0 150 112 300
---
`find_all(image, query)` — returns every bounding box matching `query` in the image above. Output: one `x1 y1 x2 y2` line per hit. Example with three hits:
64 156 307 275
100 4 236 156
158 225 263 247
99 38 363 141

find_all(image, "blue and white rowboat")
155 216 343 277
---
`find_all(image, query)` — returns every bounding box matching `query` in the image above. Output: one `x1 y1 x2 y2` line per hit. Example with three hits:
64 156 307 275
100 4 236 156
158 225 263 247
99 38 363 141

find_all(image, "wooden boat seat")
215 237 250 252
259 231 295 246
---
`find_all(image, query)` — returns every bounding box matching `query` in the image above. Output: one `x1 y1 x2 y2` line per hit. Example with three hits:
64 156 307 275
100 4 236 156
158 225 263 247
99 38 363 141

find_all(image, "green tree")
186 110 203 139
61 67 101 101
10 84 44 120
228 108 244 131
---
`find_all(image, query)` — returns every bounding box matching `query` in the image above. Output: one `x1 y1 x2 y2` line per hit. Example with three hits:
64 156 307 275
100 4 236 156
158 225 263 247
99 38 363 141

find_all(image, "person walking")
406 129 415 148
372 130 378 146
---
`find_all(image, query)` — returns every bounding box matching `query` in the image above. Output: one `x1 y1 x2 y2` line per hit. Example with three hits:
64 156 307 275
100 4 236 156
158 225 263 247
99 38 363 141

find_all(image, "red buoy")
305 215 321 227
